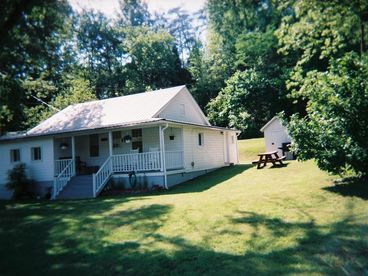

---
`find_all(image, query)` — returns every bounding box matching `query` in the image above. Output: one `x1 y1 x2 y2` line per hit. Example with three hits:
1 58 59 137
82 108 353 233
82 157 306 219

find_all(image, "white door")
265 130 284 156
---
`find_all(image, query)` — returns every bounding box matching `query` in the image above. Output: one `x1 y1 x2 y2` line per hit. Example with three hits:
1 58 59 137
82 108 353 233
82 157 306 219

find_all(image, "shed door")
265 130 284 156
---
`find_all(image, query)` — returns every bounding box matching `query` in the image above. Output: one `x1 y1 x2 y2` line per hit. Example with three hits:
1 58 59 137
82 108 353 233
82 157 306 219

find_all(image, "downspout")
161 123 169 189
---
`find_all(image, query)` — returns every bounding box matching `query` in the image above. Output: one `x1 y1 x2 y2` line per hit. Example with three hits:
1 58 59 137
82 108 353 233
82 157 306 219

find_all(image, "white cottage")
0 86 239 199
260 116 292 159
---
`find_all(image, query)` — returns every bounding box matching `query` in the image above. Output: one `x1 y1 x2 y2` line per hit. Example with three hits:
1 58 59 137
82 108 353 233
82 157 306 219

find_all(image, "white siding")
74 134 109 167
163 127 183 151
182 126 226 171
264 118 291 156
0 137 54 185
142 127 160 152
225 131 239 164
158 89 208 125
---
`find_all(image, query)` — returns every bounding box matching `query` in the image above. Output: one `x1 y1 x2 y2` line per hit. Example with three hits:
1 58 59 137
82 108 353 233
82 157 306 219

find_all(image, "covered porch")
52 124 184 198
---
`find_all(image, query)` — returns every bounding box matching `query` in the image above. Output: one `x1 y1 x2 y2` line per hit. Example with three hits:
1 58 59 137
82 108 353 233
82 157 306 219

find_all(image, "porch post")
159 124 168 189
159 126 164 172
108 131 113 157
71 136 76 175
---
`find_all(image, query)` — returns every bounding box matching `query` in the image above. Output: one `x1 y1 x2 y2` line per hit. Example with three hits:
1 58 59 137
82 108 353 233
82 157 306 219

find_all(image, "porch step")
57 175 94 199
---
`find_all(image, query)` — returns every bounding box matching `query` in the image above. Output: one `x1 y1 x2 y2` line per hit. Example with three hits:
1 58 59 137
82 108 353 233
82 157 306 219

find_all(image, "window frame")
198 133 204 146
10 149 21 163
31 146 42 161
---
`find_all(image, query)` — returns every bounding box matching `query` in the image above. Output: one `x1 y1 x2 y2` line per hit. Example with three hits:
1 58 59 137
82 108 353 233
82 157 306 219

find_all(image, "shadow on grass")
0 198 367 275
323 176 368 200
165 164 252 194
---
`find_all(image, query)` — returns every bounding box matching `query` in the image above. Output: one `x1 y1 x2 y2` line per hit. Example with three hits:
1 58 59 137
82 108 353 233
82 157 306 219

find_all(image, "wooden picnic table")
252 150 286 169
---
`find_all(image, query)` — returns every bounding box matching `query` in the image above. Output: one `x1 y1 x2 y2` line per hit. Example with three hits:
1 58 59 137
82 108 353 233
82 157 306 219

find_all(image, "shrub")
5 163 35 199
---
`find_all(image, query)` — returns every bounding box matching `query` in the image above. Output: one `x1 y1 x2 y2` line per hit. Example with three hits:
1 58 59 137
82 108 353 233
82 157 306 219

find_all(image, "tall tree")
276 0 368 176
0 0 73 132
117 0 151 27
122 27 189 94
164 7 196 65
76 10 125 98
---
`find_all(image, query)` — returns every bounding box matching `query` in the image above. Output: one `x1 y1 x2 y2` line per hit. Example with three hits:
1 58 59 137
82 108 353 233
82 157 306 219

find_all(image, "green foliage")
207 70 280 137
276 0 368 96
5 163 35 199
287 52 368 176
117 0 151 27
76 10 125 98
0 0 73 131
123 27 188 94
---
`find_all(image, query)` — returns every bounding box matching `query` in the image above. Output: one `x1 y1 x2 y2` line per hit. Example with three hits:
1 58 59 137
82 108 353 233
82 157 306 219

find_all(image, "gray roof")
27 85 185 136
0 85 239 142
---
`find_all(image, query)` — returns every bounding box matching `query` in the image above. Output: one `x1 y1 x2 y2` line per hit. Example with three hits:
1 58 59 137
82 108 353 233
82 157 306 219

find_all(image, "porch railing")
54 159 73 176
92 150 184 197
93 156 113 197
111 151 162 172
53 159 75 199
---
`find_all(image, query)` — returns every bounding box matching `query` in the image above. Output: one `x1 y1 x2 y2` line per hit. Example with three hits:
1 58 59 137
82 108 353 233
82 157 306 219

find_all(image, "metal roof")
26 85 185 136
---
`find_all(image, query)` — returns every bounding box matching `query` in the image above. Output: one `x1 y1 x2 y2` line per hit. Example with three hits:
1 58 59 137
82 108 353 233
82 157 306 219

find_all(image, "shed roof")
27 85 186 136
260 116 280 132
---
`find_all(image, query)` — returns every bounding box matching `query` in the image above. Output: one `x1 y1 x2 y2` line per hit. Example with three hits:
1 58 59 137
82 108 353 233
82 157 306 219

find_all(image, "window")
198 133 204 146
31 147 42 161
10 149 20 162
132 128 142 153
112 131 121 148
89 134 99 157
231 135 235 144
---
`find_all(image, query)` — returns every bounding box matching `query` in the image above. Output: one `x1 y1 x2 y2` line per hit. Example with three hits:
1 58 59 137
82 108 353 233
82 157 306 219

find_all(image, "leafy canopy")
288 52 368 176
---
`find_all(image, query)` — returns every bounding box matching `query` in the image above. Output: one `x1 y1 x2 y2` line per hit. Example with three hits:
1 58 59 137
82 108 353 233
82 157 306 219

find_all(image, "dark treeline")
1 0 368 175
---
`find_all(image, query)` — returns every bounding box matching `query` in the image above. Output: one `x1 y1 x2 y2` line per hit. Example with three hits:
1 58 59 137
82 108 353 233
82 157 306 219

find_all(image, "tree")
117 0 151 27
123 27 189 94
276 0 368 96
207 69 281 137
164 7 197 65
287 52 368 176
76 10 125 98
0 0 73 132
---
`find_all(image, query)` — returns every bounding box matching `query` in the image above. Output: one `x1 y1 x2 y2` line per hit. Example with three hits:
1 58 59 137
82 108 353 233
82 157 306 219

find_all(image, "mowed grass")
0 138 367 275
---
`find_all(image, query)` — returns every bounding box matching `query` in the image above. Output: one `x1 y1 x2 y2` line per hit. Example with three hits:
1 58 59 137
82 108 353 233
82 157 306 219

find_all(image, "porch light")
60 143 68 150
123 135 132 143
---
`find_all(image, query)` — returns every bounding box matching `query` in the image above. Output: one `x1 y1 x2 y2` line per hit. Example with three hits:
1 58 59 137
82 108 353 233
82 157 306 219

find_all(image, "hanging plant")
122 135 132 143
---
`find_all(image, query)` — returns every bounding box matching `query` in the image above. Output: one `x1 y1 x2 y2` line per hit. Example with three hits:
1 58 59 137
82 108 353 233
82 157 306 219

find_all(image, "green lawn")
1 138 367 275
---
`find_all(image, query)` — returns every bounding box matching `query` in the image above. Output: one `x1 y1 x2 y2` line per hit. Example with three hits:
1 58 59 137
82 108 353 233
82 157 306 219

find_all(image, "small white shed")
260 116 293 159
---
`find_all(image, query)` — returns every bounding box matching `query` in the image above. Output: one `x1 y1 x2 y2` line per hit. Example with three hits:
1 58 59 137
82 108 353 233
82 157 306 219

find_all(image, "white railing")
53 159 75 199
54 159 73 176
92 150 184 197
165 150 184 170
93 156 113 197
111 151 162 172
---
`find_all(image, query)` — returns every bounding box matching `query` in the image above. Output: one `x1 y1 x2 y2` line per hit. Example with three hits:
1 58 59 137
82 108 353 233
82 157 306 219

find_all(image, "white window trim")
10 148 21 163
198 133 204 147
31 146 43 162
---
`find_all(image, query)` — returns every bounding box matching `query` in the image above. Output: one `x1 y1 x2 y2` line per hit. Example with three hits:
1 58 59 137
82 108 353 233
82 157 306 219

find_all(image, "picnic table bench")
252 150 286 169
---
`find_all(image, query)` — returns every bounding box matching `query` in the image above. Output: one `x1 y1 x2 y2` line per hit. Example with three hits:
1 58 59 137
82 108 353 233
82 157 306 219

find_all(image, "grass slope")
0 138 367 275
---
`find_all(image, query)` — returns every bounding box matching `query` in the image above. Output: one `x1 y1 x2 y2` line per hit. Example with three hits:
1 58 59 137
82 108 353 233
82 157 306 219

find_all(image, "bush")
287 52 368 176
5 163 35 199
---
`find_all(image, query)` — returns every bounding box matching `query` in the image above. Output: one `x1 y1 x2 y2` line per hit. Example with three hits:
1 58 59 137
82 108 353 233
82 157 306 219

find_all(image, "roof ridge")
69 85 186 108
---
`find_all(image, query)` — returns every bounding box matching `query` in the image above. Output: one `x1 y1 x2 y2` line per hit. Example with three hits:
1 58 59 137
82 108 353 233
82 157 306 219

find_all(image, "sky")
68 0 206 18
